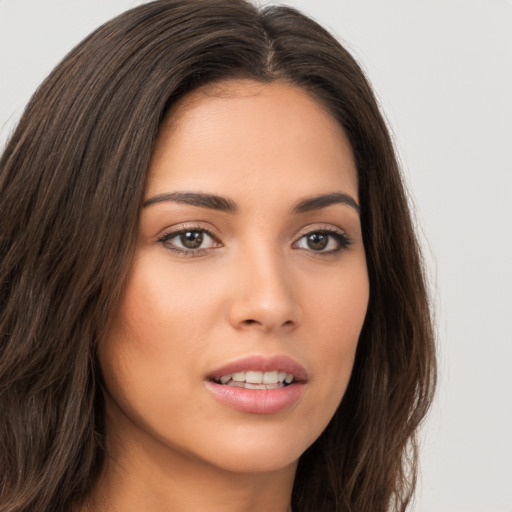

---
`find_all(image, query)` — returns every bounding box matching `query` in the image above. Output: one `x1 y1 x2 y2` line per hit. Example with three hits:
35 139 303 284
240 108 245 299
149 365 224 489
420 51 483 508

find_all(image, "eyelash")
157 225 352 257
157 225 219 257
293 227 352 254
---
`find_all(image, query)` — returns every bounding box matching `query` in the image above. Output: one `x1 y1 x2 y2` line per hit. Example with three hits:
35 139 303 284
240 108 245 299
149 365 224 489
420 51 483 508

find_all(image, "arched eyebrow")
142 191 359 215
293 192 360 215
143 192 238 213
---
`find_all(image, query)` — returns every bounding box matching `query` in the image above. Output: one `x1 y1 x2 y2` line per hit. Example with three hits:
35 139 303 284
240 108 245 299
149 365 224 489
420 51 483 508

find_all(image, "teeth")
232 372 245 382
217 370 295 387
245 382 269 389
228 381 284 389
246 371 263 383
219 374 232 384
262 370 278 384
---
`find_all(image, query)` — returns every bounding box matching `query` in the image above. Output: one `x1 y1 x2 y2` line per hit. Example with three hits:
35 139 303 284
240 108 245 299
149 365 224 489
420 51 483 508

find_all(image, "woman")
0 1 436 511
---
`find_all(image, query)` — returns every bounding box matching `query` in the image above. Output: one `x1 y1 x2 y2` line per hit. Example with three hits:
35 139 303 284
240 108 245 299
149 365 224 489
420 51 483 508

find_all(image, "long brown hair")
0 1 436 511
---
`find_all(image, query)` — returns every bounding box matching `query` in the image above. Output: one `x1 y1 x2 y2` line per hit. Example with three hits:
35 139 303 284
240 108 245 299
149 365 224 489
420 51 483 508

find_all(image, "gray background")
1 1 511 510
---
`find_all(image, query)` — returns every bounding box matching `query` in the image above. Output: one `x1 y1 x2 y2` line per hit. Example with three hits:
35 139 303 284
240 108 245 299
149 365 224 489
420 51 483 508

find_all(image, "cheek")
108 252 222 357
98 248 236 408
301 260 369 414
98 255 211 419
306 256 369 345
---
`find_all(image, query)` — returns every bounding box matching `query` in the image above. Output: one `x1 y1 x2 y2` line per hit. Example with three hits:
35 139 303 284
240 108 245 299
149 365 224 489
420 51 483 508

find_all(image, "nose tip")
227 254 300 333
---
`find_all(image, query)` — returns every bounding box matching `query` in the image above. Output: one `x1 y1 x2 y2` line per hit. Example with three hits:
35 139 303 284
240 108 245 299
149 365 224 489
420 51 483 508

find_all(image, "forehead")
146 79 358 202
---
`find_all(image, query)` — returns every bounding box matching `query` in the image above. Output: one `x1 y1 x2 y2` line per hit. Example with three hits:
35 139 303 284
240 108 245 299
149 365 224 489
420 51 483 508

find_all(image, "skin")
90 80 369 512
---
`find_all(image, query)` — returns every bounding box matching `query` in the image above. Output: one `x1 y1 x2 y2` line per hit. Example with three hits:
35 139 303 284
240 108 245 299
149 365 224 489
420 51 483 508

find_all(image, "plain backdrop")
1 1 511 511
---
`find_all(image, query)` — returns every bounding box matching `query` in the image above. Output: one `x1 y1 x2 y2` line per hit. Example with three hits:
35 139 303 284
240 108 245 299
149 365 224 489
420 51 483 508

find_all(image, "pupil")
180 231 203 249
307 233 328 250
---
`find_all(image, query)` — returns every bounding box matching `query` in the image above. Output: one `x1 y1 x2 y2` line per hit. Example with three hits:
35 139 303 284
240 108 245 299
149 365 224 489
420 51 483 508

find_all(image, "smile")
216 370 295 389
206 355 307 414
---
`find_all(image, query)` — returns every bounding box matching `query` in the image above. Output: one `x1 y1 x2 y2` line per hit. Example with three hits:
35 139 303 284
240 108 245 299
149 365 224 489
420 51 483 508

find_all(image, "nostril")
240 318 295 330
243 319 259 326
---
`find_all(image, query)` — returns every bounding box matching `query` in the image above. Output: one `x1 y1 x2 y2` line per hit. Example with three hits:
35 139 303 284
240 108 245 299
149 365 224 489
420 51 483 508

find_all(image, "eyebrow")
293 192 360 215
142 190 360 215
143 192 238 213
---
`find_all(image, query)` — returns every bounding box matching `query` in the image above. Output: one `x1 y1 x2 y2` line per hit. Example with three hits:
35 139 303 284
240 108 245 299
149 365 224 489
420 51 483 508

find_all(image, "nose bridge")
228 237 299 332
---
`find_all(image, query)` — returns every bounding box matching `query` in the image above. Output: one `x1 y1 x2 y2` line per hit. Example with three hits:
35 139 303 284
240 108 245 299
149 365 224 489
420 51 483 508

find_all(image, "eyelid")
294 223 349 239
155 220 222 240
292 224 352 253
156 223 222 256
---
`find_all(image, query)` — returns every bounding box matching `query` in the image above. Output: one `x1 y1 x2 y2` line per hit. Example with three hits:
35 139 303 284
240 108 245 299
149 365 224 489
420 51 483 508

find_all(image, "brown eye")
158 228 219 255
180 230 203 249
295 230 351 253
306 233 328 251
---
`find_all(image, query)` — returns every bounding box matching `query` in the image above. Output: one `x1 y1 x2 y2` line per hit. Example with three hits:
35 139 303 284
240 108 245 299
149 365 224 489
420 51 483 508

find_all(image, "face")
99 80 369 476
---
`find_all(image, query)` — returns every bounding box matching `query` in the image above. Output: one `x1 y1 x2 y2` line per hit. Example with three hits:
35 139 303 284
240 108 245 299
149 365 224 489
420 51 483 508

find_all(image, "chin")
180 420 320 475
202 445 302 475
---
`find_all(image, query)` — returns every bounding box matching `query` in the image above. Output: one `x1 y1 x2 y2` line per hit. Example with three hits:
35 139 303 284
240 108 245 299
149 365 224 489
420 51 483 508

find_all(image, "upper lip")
207 355 308 383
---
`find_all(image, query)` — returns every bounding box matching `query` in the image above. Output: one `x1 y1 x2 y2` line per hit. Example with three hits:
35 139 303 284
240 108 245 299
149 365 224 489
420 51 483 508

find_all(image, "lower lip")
205 381 306 414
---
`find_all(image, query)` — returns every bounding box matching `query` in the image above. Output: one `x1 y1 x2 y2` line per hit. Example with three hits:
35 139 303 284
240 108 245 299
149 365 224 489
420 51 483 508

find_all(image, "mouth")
214 370 295 389
205 355 307 414
207 354 307 388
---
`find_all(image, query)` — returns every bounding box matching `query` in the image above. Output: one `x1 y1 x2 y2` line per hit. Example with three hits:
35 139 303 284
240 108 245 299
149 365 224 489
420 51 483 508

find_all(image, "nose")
227 245 301 333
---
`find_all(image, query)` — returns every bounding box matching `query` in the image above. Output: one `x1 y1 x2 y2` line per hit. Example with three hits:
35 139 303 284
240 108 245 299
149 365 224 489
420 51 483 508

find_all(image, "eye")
157 227 220 255
294 229 351 253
